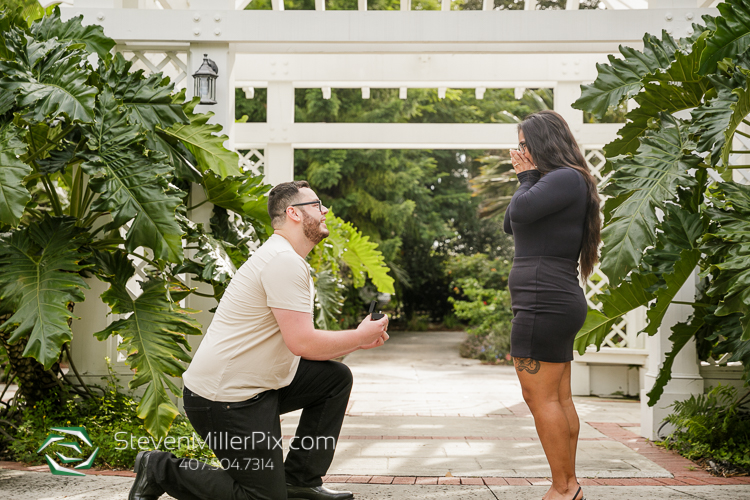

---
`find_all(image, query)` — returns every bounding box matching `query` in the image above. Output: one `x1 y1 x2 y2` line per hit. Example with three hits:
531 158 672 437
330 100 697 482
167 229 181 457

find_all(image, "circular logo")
37 427 100 476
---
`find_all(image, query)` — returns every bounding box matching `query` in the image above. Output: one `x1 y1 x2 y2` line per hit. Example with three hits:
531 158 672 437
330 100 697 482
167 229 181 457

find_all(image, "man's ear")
286 206 301 222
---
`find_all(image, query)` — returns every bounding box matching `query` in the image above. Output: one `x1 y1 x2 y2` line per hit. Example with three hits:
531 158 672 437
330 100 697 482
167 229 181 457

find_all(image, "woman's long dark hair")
518 110 601 280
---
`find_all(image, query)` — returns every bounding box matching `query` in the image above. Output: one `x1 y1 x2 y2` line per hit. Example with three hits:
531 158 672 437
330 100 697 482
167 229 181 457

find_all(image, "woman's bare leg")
514 358 582 500
558 363 580 472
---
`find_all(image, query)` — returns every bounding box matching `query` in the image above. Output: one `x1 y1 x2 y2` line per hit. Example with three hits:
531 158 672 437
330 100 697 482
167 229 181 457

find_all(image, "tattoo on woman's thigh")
514 358 541 374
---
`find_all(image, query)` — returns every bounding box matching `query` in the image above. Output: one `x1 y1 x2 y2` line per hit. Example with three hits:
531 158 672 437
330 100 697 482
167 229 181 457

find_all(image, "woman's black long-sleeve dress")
503 167 588 363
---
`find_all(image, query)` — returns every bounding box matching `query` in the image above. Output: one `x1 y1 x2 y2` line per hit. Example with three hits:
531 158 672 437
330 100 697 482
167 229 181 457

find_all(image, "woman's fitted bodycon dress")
503 167 588 363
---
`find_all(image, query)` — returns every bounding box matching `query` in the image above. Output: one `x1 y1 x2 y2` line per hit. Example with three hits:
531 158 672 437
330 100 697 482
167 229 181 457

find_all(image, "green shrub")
6 363 216 470
447 254 513 363
657 385 750 469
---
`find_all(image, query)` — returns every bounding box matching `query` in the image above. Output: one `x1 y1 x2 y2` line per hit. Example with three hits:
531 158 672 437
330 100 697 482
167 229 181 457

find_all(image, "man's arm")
272 308 389 361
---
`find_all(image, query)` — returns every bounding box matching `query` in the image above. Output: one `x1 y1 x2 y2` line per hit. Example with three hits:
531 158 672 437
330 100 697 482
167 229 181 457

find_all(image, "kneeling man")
129 181 389 500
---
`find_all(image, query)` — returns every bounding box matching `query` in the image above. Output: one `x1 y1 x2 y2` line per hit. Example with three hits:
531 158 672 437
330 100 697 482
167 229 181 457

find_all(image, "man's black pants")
147 359 353 500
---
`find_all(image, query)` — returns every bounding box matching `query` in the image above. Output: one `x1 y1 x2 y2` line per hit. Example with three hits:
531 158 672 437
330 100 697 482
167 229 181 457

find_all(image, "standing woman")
503 110 601 500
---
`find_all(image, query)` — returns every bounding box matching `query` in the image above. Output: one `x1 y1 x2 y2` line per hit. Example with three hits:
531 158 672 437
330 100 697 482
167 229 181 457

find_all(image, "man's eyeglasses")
518 141 527 154
290 200 324 212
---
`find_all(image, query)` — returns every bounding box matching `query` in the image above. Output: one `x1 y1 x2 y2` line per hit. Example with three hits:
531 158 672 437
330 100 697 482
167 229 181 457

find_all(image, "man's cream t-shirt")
183 233 313 402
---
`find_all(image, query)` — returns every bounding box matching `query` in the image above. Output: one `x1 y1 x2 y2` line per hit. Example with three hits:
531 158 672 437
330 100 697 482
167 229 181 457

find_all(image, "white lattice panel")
731 132 750 185
238 149 265 175
583 147 637 348
117 48 188 92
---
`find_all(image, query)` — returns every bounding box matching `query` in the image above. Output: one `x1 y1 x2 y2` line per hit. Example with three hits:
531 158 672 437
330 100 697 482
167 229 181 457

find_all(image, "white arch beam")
234 122 622 149
232 53 604 84
61 9 714 53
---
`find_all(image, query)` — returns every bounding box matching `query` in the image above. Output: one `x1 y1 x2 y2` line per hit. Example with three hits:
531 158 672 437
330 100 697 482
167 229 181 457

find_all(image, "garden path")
2 330 750 499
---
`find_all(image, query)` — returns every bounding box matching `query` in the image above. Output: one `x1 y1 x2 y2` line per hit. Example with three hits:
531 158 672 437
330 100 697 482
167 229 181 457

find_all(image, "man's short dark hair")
267 180 311 227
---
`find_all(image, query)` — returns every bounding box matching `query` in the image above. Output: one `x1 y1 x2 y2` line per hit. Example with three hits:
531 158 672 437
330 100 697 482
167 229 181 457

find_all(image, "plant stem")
39 173 64 217
0 372 16 404
23 124 76 164
190 290 217 298
0 425 16 442
737 129 750 139
730 150 750 154
726 165 750 169
187 199 209 211
743 119 750 128
131 252 161 269
672 301 713 307
90 237 126 249
62 343 96 399
81 212 106 229
0 418 18 430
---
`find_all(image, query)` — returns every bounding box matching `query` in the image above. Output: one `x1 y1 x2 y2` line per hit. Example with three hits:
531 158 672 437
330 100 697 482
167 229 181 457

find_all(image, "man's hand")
360 331 390 350
356 314 389 348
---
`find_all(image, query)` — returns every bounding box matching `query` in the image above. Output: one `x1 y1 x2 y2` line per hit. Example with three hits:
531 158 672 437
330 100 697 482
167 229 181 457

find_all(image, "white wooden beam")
442 0 451 11
358 0 367 10
235 122 622 149
233 54 604 84
565 0 580 9
525 0 537 10
315 0 325 10
236 0 254 8
400 0 411 10
271 0 284 10
362 87 370 99
60 9 716 53
482 0 493 10
475 87 486 99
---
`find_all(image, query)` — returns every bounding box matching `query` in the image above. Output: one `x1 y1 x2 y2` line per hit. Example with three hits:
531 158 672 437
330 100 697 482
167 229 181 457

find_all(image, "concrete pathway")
2 330 749 499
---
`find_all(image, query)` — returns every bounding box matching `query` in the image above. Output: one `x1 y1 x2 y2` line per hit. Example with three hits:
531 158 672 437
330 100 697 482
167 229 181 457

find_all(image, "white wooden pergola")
59 0 726 441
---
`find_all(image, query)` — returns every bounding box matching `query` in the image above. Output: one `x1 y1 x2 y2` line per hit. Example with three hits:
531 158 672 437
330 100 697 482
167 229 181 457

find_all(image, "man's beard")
302 210 329 245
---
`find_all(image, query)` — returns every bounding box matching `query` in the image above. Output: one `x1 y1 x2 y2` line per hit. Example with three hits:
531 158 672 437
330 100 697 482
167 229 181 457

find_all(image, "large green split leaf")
30 8 115 58
320 213 395 294
94 250 201 438
0 216 90 369
601 115 701 286
0 9 25 60
0 34 97 123
604 35 712 160
643 206 704 335
0 121 31 226
574 32 682 120
160 98 241 179
704 183 750 339
82 91 184 262
691 70 750 167
574 273 657 355
699 0 750 75
313 266 345 331
100 53 188 133
192 233 237 284
201 170 272 234
646 316 705 406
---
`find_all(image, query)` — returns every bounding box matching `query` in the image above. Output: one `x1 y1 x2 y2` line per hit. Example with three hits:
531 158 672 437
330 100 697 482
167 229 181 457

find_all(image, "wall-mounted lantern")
193 54 218 105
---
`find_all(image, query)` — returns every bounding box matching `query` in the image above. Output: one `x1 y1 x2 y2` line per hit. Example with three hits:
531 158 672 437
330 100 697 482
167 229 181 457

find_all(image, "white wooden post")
641 269 703 440
554 81 584 142
265 81 295 185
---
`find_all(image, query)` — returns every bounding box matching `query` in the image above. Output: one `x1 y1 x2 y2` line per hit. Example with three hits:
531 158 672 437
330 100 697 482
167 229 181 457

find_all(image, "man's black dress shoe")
128 451 163 500
287 484 354 500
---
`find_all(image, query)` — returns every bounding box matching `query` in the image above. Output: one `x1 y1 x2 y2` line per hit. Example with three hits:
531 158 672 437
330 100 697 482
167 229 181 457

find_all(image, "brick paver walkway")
2 330 749 499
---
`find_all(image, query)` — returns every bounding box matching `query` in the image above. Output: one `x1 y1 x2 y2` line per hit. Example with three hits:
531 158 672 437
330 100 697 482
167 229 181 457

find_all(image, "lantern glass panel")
199 77 210 99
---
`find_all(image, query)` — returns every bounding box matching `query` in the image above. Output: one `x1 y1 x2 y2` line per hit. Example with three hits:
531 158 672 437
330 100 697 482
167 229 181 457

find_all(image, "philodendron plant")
572 0 750 405
0 7 394 439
